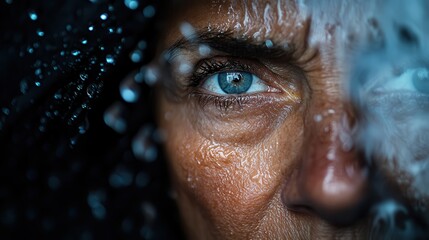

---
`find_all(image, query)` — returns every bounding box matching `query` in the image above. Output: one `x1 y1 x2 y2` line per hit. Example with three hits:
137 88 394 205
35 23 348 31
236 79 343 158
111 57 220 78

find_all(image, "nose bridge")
283 97 370 225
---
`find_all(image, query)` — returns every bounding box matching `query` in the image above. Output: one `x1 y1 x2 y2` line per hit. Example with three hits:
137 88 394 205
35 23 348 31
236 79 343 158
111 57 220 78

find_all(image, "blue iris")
218 71 253 94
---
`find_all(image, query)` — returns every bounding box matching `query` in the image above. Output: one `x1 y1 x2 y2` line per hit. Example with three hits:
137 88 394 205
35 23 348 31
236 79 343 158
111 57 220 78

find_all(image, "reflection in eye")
382 68 429 94
201 71 268 95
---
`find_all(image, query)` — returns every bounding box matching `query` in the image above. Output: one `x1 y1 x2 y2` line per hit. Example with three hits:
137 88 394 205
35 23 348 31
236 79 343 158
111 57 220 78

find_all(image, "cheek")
158 96 304 236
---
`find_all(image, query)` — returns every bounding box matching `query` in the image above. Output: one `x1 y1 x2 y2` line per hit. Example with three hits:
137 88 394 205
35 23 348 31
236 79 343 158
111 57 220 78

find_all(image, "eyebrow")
166 30 297 61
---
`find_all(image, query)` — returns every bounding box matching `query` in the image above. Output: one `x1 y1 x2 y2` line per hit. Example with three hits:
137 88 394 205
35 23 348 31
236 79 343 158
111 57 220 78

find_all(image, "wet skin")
156 0 370 239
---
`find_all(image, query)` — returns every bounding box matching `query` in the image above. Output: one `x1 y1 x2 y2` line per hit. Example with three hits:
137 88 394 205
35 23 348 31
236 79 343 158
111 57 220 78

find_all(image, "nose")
282 102 370 226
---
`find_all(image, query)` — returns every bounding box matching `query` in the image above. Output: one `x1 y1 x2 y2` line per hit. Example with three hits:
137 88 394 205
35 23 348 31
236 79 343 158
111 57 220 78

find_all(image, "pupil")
231 74 242 83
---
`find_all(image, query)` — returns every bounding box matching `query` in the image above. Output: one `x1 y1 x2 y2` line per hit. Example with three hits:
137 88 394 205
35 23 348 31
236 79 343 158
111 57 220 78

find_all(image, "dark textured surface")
0 0 184 239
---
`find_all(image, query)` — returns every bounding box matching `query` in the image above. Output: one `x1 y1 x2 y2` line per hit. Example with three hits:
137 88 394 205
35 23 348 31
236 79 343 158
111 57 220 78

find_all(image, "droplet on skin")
179 62 192 74
198 44 211 56
180 21 196 40
314 114 323 122
265 39 274 48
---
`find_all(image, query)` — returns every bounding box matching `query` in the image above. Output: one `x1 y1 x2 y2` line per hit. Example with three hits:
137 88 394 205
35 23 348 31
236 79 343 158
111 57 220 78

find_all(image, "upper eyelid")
165 30 297 62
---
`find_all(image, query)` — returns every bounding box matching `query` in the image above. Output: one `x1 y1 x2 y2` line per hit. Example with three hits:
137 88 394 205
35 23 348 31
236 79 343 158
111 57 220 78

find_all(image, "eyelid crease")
165 29 297 62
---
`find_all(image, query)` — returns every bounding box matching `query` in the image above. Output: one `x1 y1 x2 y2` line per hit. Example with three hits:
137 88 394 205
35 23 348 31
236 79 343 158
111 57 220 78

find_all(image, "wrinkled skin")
156 0 371 239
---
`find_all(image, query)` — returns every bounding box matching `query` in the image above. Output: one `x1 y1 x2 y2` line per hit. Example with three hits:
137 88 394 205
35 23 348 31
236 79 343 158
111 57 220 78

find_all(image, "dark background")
0 0 184 239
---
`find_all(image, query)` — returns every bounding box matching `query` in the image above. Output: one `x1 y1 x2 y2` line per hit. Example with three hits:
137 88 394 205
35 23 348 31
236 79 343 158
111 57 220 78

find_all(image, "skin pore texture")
156 0 371 239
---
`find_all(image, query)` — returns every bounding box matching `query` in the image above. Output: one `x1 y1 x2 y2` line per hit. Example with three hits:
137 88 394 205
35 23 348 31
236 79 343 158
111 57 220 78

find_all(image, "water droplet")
2 108 10 115
124 0 139 10
34 68 42 76
104 102 127 133
142 5 155 18
142 66 159 85
120 77 140 103
134 72 144 83
36 29 44 37
48 176 61 190
314 114 322 122
86 83 101 99
132 126 157 162
116 27 123 34
79 73 89 81
27 47 34 54
100 13 108 21
109 167 133 188
179 62 192 74
28 10 38 21
35 81 41 87
87 191 106 220
20 80 29 93
81 38 88 44
78 117 90 134
71 50 81 56
137 40 147 49
129 49 142 63
265 39 274 48
88 25 94 31
105 55 115 64
135 172 149 188
141 202 157 222
53 92 62 100
180 21 196 40
198 44 211 56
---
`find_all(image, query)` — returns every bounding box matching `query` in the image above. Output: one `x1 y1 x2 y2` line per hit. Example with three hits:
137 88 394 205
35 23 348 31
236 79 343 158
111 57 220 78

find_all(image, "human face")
156 0 374 239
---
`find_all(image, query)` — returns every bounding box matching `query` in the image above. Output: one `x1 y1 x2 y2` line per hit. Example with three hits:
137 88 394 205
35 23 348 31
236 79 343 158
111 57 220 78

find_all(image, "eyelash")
186 58 258 110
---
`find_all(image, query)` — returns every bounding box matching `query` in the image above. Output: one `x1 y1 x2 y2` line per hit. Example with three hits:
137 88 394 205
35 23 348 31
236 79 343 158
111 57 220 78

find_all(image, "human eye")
184 58 286 111
201 71 268 95
381 67 429 94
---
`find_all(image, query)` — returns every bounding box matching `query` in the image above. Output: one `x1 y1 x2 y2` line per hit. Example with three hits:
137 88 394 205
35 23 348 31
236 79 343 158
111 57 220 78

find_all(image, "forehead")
162 0 304 48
